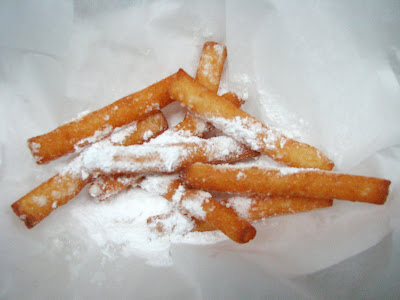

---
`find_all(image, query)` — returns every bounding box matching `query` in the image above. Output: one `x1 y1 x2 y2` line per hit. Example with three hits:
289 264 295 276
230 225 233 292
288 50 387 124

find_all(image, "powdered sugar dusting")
210 116 283 152
75 125 113 151
109 122 138 145
81 136 250 175
29 141 41 153
142 130 154 140
178 187 208 219
198 43 226 87
225 196 254 219
140 174 179 196
68 188 176 266
32 195 48 207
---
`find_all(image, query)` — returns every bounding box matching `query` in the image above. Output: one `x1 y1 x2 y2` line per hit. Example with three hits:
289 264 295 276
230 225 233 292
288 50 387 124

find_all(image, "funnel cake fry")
28 74 176 164
182 163 391 205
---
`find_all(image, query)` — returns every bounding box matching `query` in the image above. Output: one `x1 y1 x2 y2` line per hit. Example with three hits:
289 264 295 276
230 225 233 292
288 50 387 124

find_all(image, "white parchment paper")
1 0 400 298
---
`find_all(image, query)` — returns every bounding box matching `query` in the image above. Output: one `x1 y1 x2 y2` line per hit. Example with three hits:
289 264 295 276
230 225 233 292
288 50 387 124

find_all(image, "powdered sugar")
173 185 208 219
74 125 114 151
32 195 48 207
29 141 41 153
140 174 179 196
109 122 138 145
210 116 283 152
68 188 176 266
81 136 251 175
225 196 254 219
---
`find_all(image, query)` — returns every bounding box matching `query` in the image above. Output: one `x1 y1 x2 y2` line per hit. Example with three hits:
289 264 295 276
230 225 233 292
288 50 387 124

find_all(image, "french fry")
168 69 334 170
195 41 227 92
28 74 176 164
189 196 333 232
12 112 168 228
11 173 91 228
182 163 391 205
82 136 258 175
225 196 333 221
141 177 256 244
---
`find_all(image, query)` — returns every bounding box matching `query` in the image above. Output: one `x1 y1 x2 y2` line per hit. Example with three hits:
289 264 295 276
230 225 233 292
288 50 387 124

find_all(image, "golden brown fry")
230 196 333 221
11 173 91 228
168 69 334 170
182 163 391 205
195 41 227 92
190 196 333 232
84 136 258 175
28 74 176 164
144 179 256 244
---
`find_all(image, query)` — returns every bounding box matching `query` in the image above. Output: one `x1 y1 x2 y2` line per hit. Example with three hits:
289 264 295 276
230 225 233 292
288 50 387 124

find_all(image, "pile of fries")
11 42 391 244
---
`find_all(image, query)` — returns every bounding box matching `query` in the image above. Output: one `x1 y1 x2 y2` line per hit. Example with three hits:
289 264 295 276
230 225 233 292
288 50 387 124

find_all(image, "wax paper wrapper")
1 0 400 298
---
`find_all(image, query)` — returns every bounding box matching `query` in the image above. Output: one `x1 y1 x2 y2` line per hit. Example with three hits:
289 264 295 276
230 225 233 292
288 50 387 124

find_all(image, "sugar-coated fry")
11 173 91 228
141 177 256 243
12 112 168 228
168 69 334 170
195 41 227 92
82 136 258 175
189 196 333 232
28 73 176 164
182 163 391 205
225 196 333 221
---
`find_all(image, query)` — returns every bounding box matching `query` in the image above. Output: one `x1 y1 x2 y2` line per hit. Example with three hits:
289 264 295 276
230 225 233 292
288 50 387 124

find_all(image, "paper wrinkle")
1 0 400 297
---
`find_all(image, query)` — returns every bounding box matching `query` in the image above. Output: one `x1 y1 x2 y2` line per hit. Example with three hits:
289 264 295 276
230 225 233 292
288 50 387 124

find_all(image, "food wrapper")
1 0 400 298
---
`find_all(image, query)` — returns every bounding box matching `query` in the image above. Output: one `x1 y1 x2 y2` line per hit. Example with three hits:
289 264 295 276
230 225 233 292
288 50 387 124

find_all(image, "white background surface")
1 0 400 298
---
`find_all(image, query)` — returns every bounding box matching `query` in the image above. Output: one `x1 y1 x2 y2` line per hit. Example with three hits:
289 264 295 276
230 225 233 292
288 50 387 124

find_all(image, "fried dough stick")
11 173 92 229
87 42 234 201
190 196 333 232
168 69 334 171
142 177 256 244
12 112 168 228
150 196 333 232
82 136 258 175
182 163 391 205
28 74 176 164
